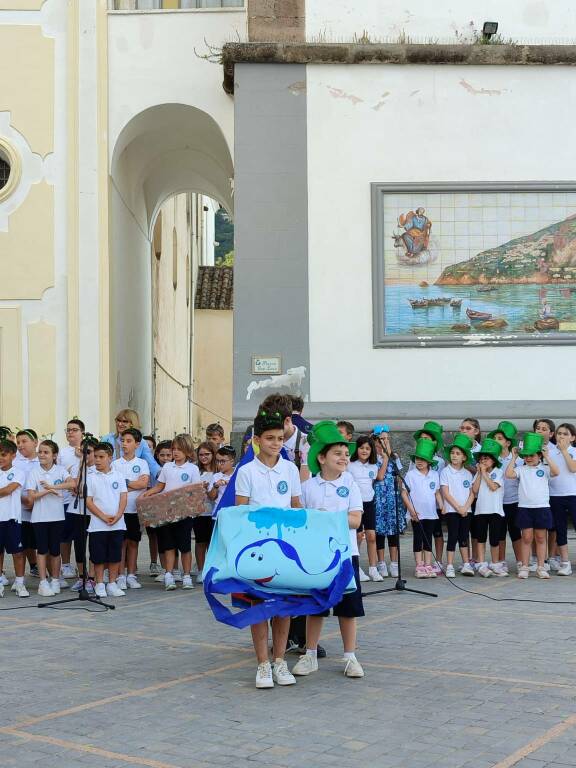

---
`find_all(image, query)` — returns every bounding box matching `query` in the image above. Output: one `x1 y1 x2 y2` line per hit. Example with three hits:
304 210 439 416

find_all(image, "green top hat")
487 420 518 447
444 433 473 465
307 420 356 476
410 438 438 469
476 437 503 468
518 432 544 458
413 421 444 452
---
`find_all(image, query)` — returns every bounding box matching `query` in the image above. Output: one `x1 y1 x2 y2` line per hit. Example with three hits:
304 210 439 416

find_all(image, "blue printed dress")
374 456 406 536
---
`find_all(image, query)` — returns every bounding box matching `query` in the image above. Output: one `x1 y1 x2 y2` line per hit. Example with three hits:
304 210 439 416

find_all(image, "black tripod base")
38 592 115 610
363 577 437 598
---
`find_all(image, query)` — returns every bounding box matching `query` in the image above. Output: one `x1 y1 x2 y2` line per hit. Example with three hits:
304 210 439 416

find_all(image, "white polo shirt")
26 464 69 523
86 469 127 532
347 460 378 502
283 428 309 467
513 464 551 508
301 472 363 555
208 471 232 509
58 445 81 506
0 466 24 523
500 454 522 504
235 456 301 507
404 468 440 520
112 456 150 514
13 456 40 523
547 443 576 497
440 465 473 514
157 461 201 493
475 467 504 516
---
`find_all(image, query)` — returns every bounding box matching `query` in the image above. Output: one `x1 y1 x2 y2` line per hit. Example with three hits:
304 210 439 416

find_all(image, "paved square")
2 548 576 768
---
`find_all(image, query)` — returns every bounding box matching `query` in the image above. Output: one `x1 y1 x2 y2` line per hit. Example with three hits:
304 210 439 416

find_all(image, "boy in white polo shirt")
112 427 150 590
235 409 302 689
292 421 365 680
472 438 506 578
86 443 128 598
0 439 28 598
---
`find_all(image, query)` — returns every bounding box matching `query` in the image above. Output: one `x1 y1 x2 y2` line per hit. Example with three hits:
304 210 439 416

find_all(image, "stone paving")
2 549 576 768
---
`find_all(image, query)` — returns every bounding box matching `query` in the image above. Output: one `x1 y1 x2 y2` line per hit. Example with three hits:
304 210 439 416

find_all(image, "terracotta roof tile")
194 266 233 310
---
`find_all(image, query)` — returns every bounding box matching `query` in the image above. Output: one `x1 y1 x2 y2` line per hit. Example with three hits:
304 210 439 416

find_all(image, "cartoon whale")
234 537 349 590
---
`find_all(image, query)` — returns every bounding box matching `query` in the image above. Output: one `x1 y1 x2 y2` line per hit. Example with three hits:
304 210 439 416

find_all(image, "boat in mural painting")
409 298 428 308
466 308 493 322
534 317 560 331
477 285 498 293
450 299 462 308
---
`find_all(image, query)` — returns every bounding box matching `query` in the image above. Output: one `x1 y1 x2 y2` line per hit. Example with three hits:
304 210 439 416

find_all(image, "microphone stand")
363 439 437 599
39 436 114 610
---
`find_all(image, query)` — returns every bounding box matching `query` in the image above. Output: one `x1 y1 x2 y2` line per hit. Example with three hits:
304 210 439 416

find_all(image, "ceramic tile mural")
372 185 576 347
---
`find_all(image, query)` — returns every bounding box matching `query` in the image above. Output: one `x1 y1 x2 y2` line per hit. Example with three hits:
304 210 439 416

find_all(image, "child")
488 421 523 574
411 421 446 572
348 436 382 581
533 418 558 570
260 393 311 481
460 417 482 564
206 423 225 449
140 434 200 590
472 438 506 577
147 440 173 577
235 409 302 689
86 443 128 598
15 429 41 581
292 420 365 680
505 432 559 579
69 438 99 593
112 428 150 590
25 440 75 597
143 435 156 453
336 421 355 442
402 439 444 578
193 441 219 581
546 422 576 576
58 418 85 579
0 439 29 598
373 428 404 579
440 434 475 578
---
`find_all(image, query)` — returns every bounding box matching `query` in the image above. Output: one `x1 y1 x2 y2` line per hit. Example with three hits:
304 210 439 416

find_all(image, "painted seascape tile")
372 185 576 347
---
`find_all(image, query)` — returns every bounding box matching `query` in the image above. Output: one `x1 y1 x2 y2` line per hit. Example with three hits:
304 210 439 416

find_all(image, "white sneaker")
358 567 370 582
536 566 550 579
182 574 194 589
38 580 54 597
255 661 274 689
106 582 126 597
516 561 524 574
477 564 492 578
59 576 70 590
94 582 107 598
368 566 384 582
343 656 364 678
461 562 475 576
155 569 166 583
164 572 177 591
557 562 572 576
116 574 127 590
528 556 538 573
61 564 76 579
50 578 61 594
446 564 456 578
292 653 319 676
71 578 84 592
377 562 389 578
126 575 142 589
272 659 296 686
14 582 30 598
517 566 529 579
489 563 508 577
0 584 4 598
196 570 204 584
549 557 561 572
542 561 551 573
0 572 9 586
389 561 399 578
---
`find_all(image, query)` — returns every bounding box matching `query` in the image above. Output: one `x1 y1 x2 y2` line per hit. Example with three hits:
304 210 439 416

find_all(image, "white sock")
14 576 24 585
343 652 356 661
391 561 398 566
306 648 317 658
377 561 386 567
127 573 136 578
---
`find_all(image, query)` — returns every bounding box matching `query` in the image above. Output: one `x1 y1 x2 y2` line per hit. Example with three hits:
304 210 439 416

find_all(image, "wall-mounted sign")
251 355 282 375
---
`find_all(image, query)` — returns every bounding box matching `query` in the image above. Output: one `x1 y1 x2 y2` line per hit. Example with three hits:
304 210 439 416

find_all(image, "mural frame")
371 181 576 349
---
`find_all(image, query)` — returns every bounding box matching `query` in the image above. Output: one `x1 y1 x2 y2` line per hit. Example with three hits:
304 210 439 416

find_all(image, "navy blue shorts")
550 496 576 547
20 520 36 550
516 506 553 531
61 507 75 544
360 500 376 531
192 516 214 544
89 530 124 565
317 555 365 619
33 520 65 556
156 517 193 554
124 513 142 543
0 520 23 554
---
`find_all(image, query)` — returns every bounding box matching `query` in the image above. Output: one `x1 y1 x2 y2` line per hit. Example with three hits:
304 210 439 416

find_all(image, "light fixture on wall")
482 21 499 40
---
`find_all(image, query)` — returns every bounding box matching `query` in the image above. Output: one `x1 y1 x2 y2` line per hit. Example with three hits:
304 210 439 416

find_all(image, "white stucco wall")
306 0 576 44
306 63 576 405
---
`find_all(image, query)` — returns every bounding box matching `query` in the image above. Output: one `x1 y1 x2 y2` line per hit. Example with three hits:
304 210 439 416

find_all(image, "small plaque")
252 355 282 375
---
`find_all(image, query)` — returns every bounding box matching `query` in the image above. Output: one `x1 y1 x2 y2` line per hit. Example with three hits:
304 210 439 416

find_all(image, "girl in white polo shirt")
472 439 506 578
25 440 75 597
440 434 475 578
402 439 444 579
348 436 382 582
546 423 576 575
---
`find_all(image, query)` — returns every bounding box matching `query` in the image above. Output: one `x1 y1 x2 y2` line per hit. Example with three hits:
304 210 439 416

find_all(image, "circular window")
0 138 21 203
